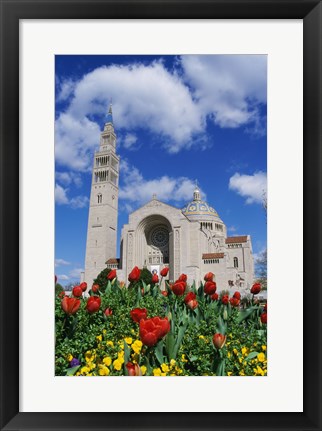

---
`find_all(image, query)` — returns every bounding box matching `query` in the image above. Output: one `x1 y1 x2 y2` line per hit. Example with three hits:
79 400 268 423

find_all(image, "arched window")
233 257 238 268
97 194 102 204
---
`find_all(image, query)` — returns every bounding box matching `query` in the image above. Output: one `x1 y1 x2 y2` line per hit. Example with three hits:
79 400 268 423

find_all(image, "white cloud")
58 274 70 281
229 171 267 204
56 78 77 103
69 268 84 279
55 258 71 267
55 56 266 171
55 184 69 205
228 225 238 233
55 183 89 209
56 171 83 187
123 133 139 150
119 160 205 206
181 55 266 129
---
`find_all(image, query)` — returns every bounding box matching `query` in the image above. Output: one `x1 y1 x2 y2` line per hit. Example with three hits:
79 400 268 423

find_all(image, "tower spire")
106 102 113 124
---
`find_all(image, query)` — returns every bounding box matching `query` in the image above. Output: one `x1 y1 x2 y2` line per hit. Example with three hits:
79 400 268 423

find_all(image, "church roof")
225 236 248 244
106 258 119 264
202 253 225 259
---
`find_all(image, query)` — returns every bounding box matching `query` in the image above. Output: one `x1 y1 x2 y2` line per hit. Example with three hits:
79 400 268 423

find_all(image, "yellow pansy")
181 354 188 363
161 363 169 373
102 329 107 335
262 345 267 351
227 352 231 358
85 351 95 363
96 335 102 342
131 340 143 354
103 356 112 367
199 335 205 340
124 337 133 345
67 354 73 362
80 366 91 375
113 359 123 371
239 370 245 376
98 365 110 376
257 352 265 363
227 372 233 376
170 359 176 368
153 368 162 376
141 365 147 376
241 347 248 356
233 348 238 356
106 341 114 347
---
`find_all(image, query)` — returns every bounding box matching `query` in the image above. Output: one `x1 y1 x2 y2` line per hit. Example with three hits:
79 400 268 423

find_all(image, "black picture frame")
0 1 321 430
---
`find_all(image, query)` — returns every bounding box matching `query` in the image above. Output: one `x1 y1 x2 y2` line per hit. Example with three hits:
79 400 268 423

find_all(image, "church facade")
84 107 254 292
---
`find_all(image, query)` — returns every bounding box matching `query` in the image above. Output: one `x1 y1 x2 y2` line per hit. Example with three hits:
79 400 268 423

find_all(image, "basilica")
84 106 254 292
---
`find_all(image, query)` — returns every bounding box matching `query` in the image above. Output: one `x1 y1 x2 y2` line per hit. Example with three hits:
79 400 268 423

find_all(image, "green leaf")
245 351 259 361
66 365 81 376
172 322 188 360
165 332 176 360
215 358 226 376
155 340 164 365
216 315 226 335
123 340 131 364
237 306 257 323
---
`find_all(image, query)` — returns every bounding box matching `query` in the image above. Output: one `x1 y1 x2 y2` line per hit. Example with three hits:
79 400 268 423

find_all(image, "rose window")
151 227 169 248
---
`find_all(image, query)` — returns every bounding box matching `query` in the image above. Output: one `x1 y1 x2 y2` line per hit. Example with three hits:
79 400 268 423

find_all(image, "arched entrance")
136 215 172 275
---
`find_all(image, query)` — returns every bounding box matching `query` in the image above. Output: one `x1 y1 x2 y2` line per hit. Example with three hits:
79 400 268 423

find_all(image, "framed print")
0 0 321 430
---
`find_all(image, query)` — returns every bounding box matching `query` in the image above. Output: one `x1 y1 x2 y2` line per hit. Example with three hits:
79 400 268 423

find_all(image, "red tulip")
130 308 147 323
213 333 227 350
184 292 198 310
92 284 100 293
86 296 101 314
261 312 267 324
128 266 141 283
139 317 170 347
204 272 214 282
104 307 113 317
160 267 169 277
178 274 187 282
211 293 219 301
58 290 66 298
80 282 87 292
204 281 217 295
233 291 241 300
152 274 159 284
155 316 171 338
126 362 142 376
172 281 186 296
161 290 168 297
221 294 229 305
72 285 83 298
61 296 80 315
107 269 117 280
229 297 240 307
251 283 261 295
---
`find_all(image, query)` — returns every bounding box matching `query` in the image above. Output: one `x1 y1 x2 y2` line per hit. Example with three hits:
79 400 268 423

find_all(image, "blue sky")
55 55 267 286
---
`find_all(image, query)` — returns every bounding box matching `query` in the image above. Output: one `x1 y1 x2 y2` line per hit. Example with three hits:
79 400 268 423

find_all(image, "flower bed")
55 268 267 376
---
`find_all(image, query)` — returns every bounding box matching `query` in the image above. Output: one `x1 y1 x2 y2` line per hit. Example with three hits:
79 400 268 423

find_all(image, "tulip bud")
213 333 226 350
223 307 228 321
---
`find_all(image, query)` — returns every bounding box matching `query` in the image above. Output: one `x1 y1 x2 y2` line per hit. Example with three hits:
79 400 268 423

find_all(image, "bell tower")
84 104 119 286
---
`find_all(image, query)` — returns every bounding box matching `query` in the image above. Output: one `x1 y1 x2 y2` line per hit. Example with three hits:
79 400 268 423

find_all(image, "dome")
181 185 222 222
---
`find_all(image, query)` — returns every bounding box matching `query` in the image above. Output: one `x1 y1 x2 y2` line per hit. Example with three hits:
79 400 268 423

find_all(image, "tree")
255 249 267 290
